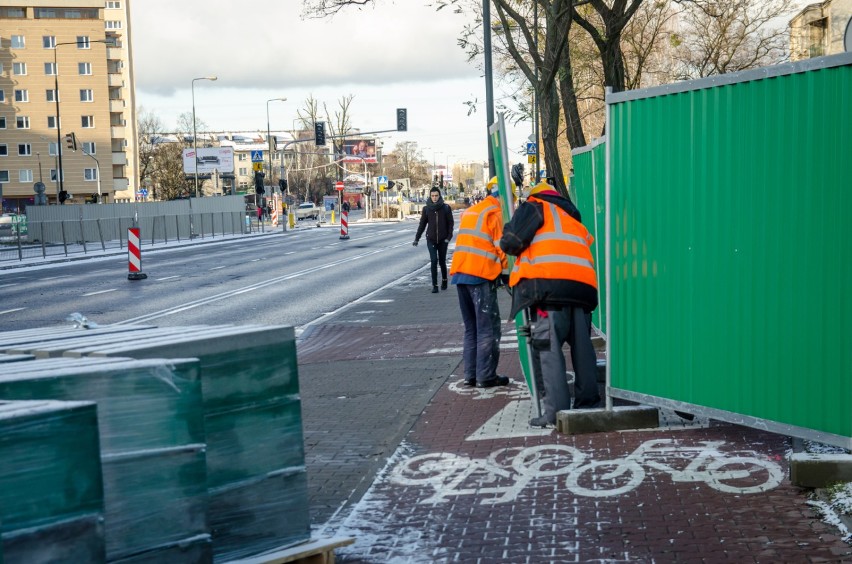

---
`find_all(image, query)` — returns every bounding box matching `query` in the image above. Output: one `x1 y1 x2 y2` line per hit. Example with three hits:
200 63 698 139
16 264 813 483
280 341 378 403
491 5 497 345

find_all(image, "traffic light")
511 163 524 187
387 180 395 190
64 132 77 151
58 190 69 204
396 108 407 131
254 171 265 194
314 122 326 146
278 178 287 191
439 172 444 189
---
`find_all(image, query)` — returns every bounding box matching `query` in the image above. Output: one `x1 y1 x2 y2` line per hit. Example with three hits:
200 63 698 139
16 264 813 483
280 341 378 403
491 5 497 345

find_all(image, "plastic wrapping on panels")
0 359 208 562
0 400 106 562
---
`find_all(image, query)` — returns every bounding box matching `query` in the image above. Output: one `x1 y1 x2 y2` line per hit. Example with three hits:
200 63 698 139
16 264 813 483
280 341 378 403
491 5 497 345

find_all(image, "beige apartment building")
790 0 852 61
0 0 137 212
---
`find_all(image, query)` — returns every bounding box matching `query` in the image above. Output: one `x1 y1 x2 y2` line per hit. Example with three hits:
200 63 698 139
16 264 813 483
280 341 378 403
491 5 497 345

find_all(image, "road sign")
250 150 264 162
526 142 537 155
528 155 537 164
140 188 148 196
335 181 345 191
377 175 388 186
252 162 264 172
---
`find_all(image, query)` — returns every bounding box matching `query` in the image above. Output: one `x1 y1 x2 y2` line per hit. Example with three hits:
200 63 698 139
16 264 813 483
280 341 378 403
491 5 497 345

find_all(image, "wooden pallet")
230 537 355 564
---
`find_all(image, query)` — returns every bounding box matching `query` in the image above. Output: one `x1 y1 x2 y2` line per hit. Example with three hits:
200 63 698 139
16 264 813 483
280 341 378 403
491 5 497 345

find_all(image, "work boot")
441 279 448 290
529 415 555 428
477 375 510 388
431 286 439 293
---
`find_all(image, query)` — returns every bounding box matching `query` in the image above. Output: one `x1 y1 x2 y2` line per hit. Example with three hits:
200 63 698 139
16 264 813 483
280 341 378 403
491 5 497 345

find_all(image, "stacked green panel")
608 55 852 447
571 139 608 335
5 325 310 561
0 359 209 562
0 400 105 562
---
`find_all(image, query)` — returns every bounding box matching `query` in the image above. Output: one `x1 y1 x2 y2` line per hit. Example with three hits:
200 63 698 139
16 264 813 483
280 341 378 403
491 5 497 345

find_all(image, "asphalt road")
0 220 427 330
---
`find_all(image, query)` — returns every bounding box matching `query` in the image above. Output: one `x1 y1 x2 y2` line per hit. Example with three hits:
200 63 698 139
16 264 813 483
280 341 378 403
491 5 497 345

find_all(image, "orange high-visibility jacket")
449 195 508 280
509 196 597 289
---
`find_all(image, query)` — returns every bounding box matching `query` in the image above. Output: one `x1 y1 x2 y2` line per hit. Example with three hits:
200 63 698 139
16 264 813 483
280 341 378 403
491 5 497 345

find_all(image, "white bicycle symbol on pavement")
390 439 784 504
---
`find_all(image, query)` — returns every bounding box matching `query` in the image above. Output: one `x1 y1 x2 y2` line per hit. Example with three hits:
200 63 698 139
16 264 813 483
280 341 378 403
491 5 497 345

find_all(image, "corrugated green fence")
570 138 607 336
571 53 852 449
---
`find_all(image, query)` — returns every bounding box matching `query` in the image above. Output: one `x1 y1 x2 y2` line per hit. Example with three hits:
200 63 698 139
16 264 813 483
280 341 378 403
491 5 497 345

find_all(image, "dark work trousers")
531 307 600 422
456 282 502 384
426 239 449 287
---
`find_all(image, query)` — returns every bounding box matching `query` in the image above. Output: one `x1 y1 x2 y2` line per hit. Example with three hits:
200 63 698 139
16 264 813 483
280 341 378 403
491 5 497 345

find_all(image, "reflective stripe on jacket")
449 195 507 280
509 196 597 289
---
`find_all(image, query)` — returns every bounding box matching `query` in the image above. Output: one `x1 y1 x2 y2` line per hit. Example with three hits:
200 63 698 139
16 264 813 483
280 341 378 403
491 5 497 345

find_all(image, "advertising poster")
182 147 235 174
336 139 378 163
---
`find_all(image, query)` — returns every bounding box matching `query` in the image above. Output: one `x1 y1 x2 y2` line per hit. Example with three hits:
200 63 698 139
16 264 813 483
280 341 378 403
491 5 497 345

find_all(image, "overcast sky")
131 0 533 169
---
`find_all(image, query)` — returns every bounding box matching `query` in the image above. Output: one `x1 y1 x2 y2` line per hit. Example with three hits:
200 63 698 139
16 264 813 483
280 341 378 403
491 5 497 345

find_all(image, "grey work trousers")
531 307 600 421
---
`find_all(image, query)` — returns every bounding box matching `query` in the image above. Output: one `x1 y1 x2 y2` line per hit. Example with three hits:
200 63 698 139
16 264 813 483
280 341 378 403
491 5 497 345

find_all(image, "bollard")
339 210 350 240
127 227 148 280
331 210 335 224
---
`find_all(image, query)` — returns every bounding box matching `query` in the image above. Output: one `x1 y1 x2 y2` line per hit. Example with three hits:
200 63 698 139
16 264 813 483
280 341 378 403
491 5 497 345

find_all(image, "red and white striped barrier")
127 227 147 280
339 210 350 240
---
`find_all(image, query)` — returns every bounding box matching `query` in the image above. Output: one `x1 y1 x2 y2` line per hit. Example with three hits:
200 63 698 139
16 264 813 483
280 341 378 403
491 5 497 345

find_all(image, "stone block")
789 453 852 489
556 405 659 435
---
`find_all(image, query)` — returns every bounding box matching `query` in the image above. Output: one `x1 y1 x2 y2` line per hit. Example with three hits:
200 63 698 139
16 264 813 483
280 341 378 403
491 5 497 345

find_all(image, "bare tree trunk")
539 82 569 198
558 37 587 149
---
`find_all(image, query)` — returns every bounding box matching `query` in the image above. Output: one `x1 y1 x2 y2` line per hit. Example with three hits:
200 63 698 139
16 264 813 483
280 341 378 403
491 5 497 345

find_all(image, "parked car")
295 202 319 220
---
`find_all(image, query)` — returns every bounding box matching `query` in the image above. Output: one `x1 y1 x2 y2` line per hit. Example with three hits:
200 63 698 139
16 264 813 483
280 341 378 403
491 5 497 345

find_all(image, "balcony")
106 47 122 60
108 74 123 87
110 125 126 138
113 177 129 191
109 99 125 112
112 152 127 166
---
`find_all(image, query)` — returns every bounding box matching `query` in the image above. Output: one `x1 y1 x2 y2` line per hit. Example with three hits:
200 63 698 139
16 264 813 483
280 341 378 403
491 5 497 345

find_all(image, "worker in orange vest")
500 179 600 426
449 177 510 388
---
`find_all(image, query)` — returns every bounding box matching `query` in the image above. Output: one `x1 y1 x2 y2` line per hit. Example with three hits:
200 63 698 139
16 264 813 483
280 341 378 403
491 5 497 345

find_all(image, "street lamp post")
53 37 112 203
191 76 217 198
266 97 287 194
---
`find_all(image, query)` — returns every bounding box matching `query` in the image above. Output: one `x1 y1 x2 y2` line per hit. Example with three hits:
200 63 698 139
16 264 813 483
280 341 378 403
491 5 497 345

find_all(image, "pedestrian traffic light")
58 190 69 204
388 180 395 190
64 132 77 151
396 108 407 131
279 178 287 191
314 122 326 146
254 170 265 194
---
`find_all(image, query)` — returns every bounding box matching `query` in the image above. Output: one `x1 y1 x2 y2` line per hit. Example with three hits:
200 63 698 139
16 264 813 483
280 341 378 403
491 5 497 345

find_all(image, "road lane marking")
42 275 71 280
0 283 19 288
156 276 180 281
0 308 26 315
82 289 117 297
209 265 226 270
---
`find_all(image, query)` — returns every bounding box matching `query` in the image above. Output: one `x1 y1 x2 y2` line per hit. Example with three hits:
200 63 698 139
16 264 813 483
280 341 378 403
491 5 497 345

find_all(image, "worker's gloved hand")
412 240 419 246
444 239 451 244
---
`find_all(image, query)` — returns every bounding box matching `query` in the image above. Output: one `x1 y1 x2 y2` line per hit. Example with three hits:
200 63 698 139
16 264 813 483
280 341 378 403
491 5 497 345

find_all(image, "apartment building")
0 0 137 212
790 0 852 61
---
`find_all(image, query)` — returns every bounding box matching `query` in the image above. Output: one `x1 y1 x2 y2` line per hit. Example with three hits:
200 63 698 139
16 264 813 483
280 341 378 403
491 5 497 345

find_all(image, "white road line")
42 275 71 280
0 308 26 315
0 283 19 288
156 275 180 281
82 289 117 297
209 265 226 270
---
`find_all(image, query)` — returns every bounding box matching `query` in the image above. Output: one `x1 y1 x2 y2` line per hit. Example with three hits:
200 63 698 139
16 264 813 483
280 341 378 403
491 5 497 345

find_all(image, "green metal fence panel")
571 139 608 336
607 53 852 449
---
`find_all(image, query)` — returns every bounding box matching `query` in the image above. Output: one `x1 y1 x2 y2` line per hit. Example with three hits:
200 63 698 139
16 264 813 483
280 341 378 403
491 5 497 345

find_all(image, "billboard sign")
336 139 377 163
182 147 235 174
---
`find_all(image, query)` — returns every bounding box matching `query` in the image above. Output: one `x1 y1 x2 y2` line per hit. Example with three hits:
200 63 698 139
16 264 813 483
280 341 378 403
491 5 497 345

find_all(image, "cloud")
131 0 478 95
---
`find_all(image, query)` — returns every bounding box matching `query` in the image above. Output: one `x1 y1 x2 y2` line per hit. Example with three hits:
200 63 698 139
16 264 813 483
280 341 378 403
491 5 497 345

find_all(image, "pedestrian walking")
413 187 454 293
449 177 510 388
500 179 600 426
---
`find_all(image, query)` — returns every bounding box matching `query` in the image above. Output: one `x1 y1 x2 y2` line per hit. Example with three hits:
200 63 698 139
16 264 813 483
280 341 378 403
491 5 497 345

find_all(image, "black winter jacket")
500 192 597 318
415 196 454 244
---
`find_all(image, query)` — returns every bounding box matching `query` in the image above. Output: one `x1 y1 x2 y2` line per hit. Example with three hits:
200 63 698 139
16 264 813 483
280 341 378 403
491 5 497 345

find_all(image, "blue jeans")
426 239 449 286
456 282 501 384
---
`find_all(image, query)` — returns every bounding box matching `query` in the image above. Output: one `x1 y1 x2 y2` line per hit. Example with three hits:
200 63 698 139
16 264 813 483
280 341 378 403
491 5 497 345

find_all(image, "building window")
46 89 59 102
49 142 58 156
36 8 56 18
239 167 248 176
47 116 59 129
0 117 6 129
44 62 57 75
0 90 4 102
12 62 27 76
0 63 3 74
0 145 7 157
16 116 30 129
50 169 65 182
0 171 9 183
66 10 82 19
14 90 28 102
11 36 25 49
238 154 247 161
17 144 32 156
106 1 122 8
84 168 98 181
43 35 56 48
19 170 33 183
82 142 96 154
78 62 92 75
105 20 122 29
76 36 90 49
82 116 94 128
80 89 93 102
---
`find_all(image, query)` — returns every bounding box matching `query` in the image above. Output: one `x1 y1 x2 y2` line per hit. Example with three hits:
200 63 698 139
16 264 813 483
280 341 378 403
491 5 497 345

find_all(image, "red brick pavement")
333 350 852 563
